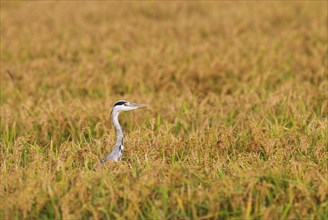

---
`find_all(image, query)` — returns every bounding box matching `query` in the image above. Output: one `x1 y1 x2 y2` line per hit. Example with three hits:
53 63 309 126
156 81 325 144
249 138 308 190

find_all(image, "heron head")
112 100 147 113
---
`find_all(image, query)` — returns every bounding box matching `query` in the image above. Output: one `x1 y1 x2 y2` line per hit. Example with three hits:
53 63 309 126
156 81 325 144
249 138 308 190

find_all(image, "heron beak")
128 102 147 109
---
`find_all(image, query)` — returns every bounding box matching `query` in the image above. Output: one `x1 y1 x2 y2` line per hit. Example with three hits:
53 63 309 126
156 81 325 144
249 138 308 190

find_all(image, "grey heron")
100 100 146 163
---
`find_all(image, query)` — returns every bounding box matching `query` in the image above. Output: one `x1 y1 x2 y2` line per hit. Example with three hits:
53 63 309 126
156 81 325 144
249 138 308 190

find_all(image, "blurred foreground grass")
1 2 327 219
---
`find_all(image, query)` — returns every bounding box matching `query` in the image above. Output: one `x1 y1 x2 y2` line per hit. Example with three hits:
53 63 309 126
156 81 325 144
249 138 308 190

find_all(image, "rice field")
0 2 327 219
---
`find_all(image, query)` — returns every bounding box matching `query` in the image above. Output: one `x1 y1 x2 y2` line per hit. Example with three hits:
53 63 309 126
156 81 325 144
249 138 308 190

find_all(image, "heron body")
100 100 145 163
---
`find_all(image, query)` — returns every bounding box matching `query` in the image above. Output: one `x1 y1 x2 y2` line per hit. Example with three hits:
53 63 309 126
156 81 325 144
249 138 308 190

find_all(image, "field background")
1 2 327 219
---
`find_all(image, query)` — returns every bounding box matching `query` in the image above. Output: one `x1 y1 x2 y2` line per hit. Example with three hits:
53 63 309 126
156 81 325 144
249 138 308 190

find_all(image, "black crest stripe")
114 101 127 107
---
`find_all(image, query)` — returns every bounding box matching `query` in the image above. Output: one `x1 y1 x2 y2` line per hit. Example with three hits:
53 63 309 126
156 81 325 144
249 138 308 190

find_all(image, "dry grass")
1 2 327 219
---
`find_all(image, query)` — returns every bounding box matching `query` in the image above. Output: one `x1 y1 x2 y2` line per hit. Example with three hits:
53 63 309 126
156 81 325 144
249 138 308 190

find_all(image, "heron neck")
112 110 124 146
